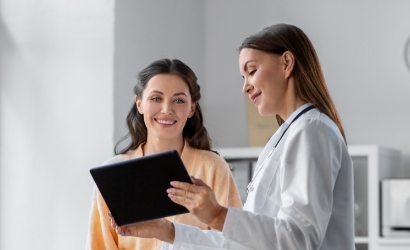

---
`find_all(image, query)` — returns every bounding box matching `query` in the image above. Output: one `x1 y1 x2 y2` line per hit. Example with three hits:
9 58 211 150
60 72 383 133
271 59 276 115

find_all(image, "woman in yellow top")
85 58 242 250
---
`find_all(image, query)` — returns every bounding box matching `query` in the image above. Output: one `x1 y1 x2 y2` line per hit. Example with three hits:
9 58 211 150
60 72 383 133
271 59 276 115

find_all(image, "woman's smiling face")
136 73 195 141
239 48 288 117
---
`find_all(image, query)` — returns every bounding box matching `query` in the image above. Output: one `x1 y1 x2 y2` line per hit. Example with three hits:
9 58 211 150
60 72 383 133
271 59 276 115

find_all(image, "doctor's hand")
167 176 228 231
108 212 175 244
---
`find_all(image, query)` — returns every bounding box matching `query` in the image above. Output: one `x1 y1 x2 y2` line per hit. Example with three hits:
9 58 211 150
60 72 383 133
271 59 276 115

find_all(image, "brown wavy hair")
239 23 346 144
114 59 212 154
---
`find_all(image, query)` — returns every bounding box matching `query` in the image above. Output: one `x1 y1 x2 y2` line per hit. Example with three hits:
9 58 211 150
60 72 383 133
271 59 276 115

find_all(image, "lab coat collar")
284 103 313 125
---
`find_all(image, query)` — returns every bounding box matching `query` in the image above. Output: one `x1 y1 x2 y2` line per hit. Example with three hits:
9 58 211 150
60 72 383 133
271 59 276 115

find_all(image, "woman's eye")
151 97 161 102
174 99 185 104
249 70 256 76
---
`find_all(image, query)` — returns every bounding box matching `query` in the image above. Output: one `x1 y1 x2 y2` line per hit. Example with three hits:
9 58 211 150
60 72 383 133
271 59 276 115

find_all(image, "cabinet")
216 145 410 250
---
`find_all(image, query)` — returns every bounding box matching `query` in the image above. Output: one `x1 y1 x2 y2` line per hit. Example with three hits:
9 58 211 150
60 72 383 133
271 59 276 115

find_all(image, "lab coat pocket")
245 159 280 212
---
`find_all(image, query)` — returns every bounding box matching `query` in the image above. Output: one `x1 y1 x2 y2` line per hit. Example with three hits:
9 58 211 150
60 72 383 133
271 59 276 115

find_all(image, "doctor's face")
239 48 288 117
135 74 195 141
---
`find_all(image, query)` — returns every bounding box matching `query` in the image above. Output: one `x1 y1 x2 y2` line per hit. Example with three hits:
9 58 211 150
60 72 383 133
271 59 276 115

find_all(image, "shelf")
378 238 410 245
216 147 262 160
355 237 369 244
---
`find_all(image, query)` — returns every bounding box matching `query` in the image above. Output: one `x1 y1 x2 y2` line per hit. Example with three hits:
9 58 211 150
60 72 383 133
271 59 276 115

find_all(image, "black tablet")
90 150 193 226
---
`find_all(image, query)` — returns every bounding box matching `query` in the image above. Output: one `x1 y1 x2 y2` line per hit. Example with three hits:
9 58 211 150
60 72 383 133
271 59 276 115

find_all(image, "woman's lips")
155 118 176 125
250 93 261 104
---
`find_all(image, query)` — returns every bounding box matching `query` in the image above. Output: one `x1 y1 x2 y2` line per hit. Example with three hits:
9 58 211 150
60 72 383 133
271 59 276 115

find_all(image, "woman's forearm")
159 220 176 244
208 206 228 231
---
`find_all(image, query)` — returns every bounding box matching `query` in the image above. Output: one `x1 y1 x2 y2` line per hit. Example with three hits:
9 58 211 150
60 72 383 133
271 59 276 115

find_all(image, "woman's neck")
142 137 185 156
278 77 307 121
282 99 308 121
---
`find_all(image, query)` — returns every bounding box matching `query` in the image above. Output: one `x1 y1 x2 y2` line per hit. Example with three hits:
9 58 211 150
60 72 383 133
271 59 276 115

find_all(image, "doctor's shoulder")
289 111 344 141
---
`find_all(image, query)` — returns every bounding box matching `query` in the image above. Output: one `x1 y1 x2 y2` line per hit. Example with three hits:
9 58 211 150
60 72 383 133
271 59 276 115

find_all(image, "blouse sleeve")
85 155 127 249
206 155 243 210
85 187 119 250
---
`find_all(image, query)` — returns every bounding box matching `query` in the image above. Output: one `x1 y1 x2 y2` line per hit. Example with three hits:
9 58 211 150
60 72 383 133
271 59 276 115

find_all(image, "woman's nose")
242 80 253 94
161 102 173 115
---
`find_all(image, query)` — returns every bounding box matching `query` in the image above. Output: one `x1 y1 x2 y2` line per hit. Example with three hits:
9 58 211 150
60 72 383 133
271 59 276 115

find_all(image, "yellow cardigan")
85 142 243 250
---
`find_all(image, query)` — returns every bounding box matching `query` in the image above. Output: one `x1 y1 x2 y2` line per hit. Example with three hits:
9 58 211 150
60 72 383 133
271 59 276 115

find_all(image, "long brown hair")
239 23 347 143
114 59 212 154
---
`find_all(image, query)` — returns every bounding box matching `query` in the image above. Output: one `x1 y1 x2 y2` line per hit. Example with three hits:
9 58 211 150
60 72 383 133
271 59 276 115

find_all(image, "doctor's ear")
282 51 295 79
135 96 143 114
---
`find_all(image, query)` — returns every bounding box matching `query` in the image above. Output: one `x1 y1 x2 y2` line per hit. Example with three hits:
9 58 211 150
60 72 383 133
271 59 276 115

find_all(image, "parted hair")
114 59 212 155
239 23 347 143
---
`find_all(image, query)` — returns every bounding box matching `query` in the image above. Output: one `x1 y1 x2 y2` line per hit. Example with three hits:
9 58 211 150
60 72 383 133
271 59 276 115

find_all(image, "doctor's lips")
250 93 261 104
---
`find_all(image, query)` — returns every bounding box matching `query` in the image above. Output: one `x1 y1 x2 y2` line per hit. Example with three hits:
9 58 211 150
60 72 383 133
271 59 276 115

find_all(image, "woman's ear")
135 96 143 114
282 51 295 79
188 102 196 118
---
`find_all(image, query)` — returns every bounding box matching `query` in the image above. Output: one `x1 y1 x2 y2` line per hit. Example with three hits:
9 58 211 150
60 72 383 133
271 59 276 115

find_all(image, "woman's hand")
108 212 175 244
167 176 228 231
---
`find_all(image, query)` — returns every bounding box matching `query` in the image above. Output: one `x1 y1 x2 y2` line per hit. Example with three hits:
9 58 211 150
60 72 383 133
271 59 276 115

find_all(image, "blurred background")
1 1 410 249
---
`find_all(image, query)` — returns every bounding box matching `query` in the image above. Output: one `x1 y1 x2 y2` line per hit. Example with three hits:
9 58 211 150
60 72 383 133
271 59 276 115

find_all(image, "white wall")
0 1 114 249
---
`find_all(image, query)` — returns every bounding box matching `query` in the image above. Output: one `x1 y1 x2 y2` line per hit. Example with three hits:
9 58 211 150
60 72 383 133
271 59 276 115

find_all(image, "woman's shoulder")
187 146 228 165
102 150 135 165
186 147 232 181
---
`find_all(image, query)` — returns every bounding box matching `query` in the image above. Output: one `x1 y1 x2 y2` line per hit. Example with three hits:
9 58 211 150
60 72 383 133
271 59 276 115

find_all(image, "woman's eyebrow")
148 90 164 95
243 60 256 72
148 90 188 97
173 92 188 97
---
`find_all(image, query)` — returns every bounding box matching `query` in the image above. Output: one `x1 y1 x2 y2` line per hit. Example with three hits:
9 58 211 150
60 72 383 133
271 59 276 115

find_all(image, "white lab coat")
163 104 355 250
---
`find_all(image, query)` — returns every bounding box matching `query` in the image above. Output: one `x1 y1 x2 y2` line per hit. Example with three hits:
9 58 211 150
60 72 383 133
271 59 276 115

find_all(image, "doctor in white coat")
110 23 355 250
